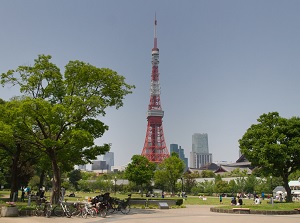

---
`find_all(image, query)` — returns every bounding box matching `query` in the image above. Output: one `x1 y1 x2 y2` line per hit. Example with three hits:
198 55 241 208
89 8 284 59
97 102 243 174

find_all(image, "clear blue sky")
1 1 300 166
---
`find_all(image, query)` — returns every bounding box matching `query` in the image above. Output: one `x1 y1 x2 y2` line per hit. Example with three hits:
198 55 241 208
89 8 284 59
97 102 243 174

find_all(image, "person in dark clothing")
238 196 243 205
21 190 25 202
39 190 45 198
231 197 237 205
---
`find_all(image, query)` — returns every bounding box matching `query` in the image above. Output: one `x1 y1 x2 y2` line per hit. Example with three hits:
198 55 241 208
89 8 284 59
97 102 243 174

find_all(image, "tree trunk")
10 144 21 202
49 149 61 204
283 175 292 202
38 170 45 196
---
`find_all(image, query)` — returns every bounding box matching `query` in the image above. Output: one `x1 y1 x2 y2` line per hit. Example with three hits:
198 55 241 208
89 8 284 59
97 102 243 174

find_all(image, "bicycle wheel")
53 205 63 217
98 208 107 218
45 203 52 218
64 207 72 218
120 204 130 214
68 204 76 216
82 209 88 218
89 208 97 217
35 205 42 216
45 208 52 217
107 203 116 214
34 208 38 216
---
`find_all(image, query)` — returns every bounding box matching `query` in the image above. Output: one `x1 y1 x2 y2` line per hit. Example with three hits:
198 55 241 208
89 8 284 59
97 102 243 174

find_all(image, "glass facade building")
190 133 212 168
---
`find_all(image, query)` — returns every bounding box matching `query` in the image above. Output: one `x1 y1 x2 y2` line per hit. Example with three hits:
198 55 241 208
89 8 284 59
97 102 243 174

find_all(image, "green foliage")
0 54 135 202
0 171 5 187
214 175 229 193
227 179 238 193
200 170 215 178
68 169 82 190
28 175 40 191
81 172 97 180
182 172 197 193
61 181 72 190
154 154 185 194
175 198 184 205
239 112 300 202
288 170 300 181
125 155 156 195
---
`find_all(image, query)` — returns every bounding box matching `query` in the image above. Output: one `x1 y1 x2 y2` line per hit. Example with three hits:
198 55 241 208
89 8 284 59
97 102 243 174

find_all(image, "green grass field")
1 190 300 211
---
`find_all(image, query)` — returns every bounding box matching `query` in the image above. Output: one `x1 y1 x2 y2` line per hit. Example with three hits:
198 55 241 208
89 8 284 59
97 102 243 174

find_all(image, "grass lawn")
1 190 300 211
183 195 300 210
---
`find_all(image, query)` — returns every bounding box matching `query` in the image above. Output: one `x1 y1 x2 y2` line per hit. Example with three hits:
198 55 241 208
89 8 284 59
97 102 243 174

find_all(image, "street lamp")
270 176 273 195
114 176 117 195
270 176 273 205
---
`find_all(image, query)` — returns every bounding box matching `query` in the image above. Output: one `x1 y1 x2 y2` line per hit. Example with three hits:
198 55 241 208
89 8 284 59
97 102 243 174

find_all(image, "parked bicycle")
107 194 131 214
69 201 85 217
82 202 97 218
91 195 108 218
70 201 99 218
53 199 71 218
34 197 52 218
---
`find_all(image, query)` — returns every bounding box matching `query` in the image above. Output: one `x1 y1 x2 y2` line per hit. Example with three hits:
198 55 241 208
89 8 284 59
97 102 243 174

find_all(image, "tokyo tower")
141 15 169 163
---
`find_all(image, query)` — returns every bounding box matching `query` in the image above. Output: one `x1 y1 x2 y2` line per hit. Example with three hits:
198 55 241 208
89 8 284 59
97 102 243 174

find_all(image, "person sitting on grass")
231 197 237 206
254 195 261 204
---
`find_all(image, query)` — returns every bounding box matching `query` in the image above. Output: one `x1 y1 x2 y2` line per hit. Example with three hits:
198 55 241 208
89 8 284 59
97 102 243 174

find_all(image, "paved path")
1 205 300 223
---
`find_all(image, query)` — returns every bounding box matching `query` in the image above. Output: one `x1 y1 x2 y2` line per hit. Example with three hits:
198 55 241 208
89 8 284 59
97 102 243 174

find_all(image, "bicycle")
118 194 131 214
69 201 85 217
70 201 98 218
107 194 131 214
90 194 108 218
106 197 118 214
34 197 52 218
82 202 97 218
53 199 71 218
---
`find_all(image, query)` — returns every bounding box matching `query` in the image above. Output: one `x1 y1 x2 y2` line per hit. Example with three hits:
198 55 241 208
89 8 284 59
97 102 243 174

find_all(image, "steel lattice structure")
141 15 169 163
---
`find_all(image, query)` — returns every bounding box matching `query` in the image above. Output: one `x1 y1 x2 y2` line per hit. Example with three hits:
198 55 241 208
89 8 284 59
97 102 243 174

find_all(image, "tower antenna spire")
154 13 157 49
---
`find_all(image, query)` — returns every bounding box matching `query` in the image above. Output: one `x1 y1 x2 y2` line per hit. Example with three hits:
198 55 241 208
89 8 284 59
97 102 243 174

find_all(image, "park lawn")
2 190 300 211
183 195 300 211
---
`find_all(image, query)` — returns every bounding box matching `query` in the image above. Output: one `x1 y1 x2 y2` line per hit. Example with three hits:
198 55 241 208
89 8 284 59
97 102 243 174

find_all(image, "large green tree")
124 155 156 196
0 100 39 200
154 152 185 194
239 112 300 202
1 55 134 203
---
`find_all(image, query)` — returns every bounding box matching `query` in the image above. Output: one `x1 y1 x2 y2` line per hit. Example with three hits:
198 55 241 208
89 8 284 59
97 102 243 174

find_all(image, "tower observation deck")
141 16 170 163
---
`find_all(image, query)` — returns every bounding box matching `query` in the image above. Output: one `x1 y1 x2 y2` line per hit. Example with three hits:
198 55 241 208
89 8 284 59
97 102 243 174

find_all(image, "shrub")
175 198 183 206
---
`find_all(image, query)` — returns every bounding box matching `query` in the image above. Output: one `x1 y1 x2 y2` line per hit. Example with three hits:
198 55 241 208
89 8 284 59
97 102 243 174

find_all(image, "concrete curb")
210 207 300 215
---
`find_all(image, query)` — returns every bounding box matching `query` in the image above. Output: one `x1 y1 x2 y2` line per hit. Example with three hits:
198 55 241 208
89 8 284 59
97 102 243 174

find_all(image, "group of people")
219 193 243 206
20 186 31 202
230 196 243 206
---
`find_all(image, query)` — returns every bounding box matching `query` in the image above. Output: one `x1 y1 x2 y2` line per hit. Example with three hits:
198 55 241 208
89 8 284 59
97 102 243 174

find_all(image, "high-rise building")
170 144 188 170
103 152 114 171
91 160 108 171
190 133 212 168
192 133 209 153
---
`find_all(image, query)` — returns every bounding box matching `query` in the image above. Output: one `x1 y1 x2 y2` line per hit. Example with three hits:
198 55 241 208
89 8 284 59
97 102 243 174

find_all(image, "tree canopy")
0 55 134 203
154 152 185 194
239 112 300 202
124 155 156 196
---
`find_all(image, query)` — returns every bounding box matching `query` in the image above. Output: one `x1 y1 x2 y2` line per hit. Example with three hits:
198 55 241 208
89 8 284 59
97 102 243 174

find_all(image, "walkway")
1 205 300 223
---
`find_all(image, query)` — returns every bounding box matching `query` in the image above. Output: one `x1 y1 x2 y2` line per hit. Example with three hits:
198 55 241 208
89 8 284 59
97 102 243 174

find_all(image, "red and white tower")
141 16 169 163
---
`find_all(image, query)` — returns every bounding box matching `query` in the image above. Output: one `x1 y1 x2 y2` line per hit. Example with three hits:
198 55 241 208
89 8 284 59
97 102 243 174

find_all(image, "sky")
1 1 300 167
